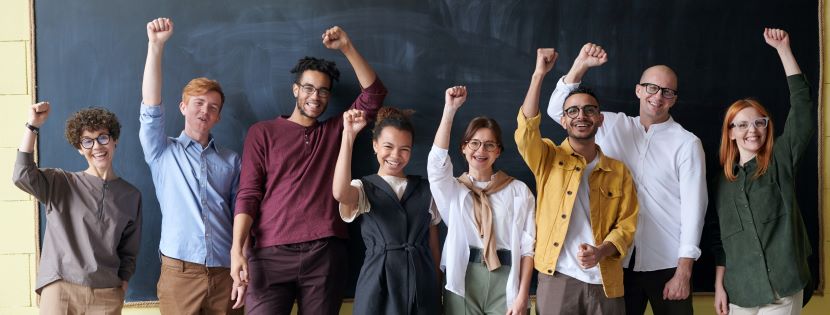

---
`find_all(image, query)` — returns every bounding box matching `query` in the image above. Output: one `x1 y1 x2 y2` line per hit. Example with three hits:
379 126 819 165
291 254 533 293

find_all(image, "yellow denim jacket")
514 110 638 298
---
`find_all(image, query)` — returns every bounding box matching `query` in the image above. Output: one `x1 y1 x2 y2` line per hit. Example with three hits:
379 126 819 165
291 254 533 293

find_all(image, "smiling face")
462 127 501 174
372 126 413 177
77 129 117 171
180 90 222 136
561 93 603 141
636 65 678 124
729 106 768 157
292 70 332 121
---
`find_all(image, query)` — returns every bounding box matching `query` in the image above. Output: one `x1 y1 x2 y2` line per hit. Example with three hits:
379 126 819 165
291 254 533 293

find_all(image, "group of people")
14 15 813 315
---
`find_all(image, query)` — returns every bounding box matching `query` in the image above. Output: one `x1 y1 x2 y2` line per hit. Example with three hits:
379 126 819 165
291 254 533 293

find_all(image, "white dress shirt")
547 76 708 271
427 146 536 309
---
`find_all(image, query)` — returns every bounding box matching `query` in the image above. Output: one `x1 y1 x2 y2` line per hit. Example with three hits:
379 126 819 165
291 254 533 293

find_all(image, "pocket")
598 187 623 227
749 183 785 223
717 203 744 239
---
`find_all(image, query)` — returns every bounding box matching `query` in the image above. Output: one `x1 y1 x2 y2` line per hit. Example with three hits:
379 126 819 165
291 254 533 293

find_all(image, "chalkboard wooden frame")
30 0 824 304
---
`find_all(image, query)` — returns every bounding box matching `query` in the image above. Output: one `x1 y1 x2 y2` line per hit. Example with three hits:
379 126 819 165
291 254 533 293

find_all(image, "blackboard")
34 0 821 303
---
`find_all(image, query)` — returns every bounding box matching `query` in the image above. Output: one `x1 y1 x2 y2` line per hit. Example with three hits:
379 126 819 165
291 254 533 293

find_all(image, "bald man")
546 43 707 315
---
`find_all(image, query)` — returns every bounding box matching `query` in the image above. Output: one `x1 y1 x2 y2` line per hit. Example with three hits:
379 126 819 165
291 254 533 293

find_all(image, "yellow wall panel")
0 95 33 148
0 254 31 307
0 201 35 254
0 41 27 95
0 0 29 41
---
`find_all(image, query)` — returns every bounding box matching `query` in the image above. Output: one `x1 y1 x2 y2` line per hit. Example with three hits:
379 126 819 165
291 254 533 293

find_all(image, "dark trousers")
623 267 692 315
244 237 347 315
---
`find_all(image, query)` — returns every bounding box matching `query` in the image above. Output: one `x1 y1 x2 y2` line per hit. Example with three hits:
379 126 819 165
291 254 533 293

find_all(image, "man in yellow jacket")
515 47 639 315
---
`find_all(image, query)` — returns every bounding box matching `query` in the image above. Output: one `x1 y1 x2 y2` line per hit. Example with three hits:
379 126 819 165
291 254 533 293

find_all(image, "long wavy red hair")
719 98 775 181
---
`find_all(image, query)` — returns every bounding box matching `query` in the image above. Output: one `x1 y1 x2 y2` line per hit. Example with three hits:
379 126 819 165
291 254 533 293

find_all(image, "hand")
662 271 691 300
444 86 467 111
535 48 558 75
230 281 247 309
146 18 174 44
28 102 50 127
343 109 368 136
575 43 608 69
505 296 528 315
577 243 603 269
230 250 249 287
714 285 729 315
322 26 352 50
764 28 790 51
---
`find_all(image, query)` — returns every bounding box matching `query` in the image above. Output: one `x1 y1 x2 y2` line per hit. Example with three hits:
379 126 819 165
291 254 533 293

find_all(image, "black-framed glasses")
298 84 331 98
80 134 111 149
465 140 500 152
730 117 769 131
563 105 600 119
638 83 678 99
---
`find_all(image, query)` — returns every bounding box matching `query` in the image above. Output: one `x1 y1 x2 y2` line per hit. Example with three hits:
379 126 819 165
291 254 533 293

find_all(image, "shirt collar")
176 131 217 151
559 138 613 172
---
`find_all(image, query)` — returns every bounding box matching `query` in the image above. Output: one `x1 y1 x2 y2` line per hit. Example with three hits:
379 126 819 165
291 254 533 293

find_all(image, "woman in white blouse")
333 107 442 314
428 86 536 315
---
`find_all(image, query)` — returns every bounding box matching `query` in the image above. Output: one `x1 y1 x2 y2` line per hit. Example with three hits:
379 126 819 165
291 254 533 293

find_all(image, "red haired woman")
711 28 813 315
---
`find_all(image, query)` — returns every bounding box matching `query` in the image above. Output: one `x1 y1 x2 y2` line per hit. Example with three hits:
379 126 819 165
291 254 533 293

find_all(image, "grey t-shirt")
13 152 142 292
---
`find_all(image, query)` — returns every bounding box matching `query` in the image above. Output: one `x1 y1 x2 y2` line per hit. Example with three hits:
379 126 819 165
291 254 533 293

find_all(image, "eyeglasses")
465 140 500 152
730 117 769 131
298 84 331 98
80 134 111 149
638 83 678 99
563 105 600 119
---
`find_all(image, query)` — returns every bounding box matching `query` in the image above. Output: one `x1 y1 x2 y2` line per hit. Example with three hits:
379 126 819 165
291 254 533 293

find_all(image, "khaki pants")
536 272 625 315
157 255 243 315
39 280 124 315
729 290 803 315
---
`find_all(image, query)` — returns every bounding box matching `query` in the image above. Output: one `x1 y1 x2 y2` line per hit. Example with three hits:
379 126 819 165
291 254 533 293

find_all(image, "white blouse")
427 145 536 310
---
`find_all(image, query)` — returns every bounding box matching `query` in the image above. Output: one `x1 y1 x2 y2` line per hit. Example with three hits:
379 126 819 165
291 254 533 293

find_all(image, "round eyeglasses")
80 134 111 149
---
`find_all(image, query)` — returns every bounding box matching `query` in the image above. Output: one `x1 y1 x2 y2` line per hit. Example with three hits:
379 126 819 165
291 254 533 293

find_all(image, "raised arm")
433 86 467 150
142 18 173 106
333 109 367 219
764 28 800 76
14 102 55 202
323 26 376 89
521 48 557 118
547 43 607 125
19 102 49 154
764 28 815 165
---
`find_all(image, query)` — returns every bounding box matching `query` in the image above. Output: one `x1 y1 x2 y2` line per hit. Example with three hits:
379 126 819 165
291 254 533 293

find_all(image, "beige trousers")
729 290 803 315
39 280 124 315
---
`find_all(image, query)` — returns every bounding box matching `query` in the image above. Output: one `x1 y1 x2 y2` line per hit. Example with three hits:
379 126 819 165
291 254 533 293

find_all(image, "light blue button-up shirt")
139 104 240 267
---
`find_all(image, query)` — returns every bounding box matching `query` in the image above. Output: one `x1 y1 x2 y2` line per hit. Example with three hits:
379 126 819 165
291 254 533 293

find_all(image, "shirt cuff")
16 151 34 165
516 108 542 130
340 179 367 222
677 245 702 260
556 75 581 89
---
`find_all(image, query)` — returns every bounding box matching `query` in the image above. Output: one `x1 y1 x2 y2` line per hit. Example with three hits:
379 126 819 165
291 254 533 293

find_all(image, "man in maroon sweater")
229 26 387 314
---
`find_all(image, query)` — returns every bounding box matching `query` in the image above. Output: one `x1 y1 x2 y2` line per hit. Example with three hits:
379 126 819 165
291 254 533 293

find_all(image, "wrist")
25 122 40 134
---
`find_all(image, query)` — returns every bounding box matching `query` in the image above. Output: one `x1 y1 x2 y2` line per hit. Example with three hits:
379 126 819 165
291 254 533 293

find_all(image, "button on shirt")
548 76 707 271
139 104 241 267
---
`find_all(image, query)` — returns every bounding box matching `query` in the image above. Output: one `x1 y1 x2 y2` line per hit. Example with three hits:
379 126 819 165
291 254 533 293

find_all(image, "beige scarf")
457 171 514 271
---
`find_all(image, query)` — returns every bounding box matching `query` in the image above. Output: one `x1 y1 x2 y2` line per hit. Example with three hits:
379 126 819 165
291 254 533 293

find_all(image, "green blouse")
711 74 813 307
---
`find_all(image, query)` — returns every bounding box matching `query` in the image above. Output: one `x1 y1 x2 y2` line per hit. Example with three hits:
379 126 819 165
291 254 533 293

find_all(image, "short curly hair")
64 107 121 149
291 56 340 85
